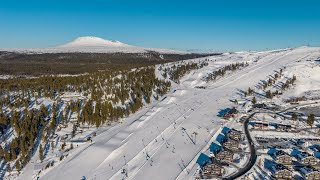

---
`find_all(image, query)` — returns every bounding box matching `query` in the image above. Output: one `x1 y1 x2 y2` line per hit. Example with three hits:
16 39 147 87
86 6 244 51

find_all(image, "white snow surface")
15 46 320 180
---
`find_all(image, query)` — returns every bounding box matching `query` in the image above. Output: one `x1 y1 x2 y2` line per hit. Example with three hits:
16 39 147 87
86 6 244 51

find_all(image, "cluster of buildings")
264 148 320 180
218 107 238 120
252 103 280 111
245 102 320 179
196 127 243 179
249 121 293 132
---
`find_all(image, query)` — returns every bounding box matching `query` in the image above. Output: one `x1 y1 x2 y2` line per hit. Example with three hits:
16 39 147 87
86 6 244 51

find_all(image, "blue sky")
0 0 319 51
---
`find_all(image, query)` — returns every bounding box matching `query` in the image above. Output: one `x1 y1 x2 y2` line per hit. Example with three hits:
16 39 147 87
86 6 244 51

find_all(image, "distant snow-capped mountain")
58 36 130 48
1 36 190 54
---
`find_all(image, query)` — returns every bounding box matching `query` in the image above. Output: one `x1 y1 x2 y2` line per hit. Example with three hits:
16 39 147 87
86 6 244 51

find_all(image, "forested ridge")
0 51 217 76
0 64 172 173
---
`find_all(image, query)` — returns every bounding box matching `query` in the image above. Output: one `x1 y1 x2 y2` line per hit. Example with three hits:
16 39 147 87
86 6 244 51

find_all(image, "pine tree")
307 114 315 128
40 104 49 118
60 113 65 124
15 160 21 173
10 138 19 160
0 146 4 159
19 138 27 157
292 113 298 121
7 164 11 174
248 87 253 95
266 90 273 99
4 151 10 162
50 103 57 130
0 113 7 126
51 141 55 151
251 97 257 104
292 75 296 82
72 124 77 138
61 142 66 150
39 144 44 162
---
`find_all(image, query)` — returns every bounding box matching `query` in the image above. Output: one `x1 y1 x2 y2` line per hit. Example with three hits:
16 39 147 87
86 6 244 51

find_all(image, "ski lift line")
174 125 223 180
89 96 204 179
112 103 203 180
115 135 172 180
89 105 196 179
142 139 150 158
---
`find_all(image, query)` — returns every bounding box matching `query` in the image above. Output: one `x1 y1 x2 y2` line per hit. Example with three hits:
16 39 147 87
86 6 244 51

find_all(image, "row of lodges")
196 127 243 179
269 149 320 166
265 148 320 180
265 161 320 180
249 121 293 131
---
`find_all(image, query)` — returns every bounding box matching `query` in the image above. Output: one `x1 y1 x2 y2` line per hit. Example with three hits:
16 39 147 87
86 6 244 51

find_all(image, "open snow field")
19 47 320 180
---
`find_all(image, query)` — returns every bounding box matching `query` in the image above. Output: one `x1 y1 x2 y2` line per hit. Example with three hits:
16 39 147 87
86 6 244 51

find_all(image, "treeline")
259 68 296 99
0 105 51 173
0 51 213 76
264 74 296 99
259 68 284 90
285 96 315 103
0 67 171 126
203 62 249 82
161 60 209 83
244 68 297 101
79 67 171 127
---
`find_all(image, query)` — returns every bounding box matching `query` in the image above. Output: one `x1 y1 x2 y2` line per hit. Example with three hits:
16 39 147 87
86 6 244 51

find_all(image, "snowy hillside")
0 36 190 54
2 46 320 180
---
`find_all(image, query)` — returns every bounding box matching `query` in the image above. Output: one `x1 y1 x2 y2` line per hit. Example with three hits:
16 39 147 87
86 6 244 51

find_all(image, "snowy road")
226 112 257 180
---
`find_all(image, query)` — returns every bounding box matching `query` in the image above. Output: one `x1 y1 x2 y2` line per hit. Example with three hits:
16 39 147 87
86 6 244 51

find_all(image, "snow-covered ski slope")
36 47 320 180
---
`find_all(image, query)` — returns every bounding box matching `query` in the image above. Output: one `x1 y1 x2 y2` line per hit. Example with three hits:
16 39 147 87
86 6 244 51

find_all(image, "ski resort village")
1 0 320 179
1 43 320 180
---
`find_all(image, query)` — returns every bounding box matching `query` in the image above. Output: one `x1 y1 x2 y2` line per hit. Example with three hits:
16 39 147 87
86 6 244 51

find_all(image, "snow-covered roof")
300 166 319 175
210 142 222 156
268 163 291 174
216 133 226 144
297 151 312 159
196 153 211 170
269 149 289 159
221 126 231 135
